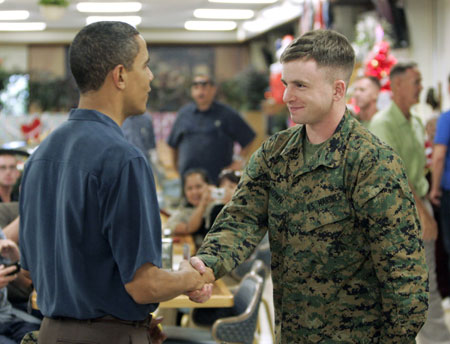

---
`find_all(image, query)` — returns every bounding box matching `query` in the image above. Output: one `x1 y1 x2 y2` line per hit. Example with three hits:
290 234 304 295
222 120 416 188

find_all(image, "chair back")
211 273 263 344
231 234 271 281
250 259 268 283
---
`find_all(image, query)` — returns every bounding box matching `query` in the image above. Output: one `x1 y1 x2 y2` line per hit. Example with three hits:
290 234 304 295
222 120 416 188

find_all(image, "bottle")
161 228 173 270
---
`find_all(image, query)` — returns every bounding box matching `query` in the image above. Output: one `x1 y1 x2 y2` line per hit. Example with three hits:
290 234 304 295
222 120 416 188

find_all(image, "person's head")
390 62 422 110
280 30 355 126
191 74 217 111
353 76 381 112
182 168 210 207
0 153 19 190
69 21 154 116
218 169 242 204
425 88 440 110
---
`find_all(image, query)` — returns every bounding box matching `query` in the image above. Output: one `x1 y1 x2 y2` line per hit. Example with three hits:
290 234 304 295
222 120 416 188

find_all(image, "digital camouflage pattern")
196 112 428 343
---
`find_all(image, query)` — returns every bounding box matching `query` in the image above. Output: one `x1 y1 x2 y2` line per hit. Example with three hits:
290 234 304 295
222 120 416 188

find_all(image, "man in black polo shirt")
167 75 255 185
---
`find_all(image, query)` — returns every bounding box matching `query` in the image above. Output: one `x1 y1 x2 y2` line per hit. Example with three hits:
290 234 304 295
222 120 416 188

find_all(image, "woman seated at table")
165 168 213 246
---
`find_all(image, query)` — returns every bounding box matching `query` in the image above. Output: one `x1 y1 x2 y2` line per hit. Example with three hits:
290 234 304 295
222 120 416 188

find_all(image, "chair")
212 273 264 344
164 273 264 344
249 260 275 343
20 331 38 344
230 235 271 281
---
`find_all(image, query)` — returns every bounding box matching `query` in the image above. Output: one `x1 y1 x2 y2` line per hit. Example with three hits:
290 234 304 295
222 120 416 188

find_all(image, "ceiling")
0 0 303 44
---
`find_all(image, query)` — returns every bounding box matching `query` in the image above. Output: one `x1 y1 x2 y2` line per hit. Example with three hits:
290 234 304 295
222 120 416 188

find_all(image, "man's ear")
333 79 346 101
111 64 127 90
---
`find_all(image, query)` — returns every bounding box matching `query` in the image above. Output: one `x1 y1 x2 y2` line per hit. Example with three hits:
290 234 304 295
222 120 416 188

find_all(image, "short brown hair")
280 30 355 85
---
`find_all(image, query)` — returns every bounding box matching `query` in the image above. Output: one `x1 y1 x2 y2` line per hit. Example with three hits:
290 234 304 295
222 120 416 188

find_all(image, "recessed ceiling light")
0 11 30 21
185 20 237 31
86 16 142 26
77 2 142 13
194 9 254 20
209 0 278 3
0 22 46 31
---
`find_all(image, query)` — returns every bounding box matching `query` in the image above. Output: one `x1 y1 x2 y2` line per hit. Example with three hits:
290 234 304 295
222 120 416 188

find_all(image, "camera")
4 261 21 276
211 187 225 201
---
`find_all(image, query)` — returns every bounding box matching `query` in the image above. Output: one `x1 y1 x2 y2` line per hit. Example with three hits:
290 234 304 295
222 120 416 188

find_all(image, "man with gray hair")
189 30 428 343
370 62 450 344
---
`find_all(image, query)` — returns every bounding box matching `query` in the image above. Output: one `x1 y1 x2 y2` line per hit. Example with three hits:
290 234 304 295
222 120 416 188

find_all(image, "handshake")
178 257 215 303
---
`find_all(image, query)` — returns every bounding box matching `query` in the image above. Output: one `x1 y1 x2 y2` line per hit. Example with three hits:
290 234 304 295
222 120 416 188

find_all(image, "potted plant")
39 0 69 21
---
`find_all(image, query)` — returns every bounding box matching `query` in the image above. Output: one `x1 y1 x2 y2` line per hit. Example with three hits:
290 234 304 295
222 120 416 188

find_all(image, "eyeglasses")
191 80 211 87
0 165 17 172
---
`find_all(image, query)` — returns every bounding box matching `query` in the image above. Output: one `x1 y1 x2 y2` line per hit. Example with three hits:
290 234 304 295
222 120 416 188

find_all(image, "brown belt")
49 314 152 329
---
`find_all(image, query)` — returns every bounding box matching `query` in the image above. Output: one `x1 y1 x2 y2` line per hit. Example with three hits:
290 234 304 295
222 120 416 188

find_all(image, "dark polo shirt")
20 109 162 321
167 101 255 184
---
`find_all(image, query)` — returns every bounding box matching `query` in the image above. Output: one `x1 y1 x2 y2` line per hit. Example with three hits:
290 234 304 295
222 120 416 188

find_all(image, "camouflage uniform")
196 112 428 343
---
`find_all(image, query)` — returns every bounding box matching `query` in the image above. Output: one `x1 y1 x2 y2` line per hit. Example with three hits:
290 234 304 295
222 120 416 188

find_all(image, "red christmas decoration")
21 117 42 140
364 41 397 91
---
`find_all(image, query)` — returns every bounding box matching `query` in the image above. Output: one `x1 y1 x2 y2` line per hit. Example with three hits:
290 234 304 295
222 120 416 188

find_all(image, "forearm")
3 217 20 244
431 157 445 194
169 147 178 171
125 262 213 304
186 204 207 234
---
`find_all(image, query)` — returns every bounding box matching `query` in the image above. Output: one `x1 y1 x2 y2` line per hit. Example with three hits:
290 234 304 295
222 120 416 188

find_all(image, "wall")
0 45 28 72
404 0 450 111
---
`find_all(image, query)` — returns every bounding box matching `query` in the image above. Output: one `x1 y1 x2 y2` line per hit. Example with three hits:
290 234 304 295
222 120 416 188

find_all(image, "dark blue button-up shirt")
20 109 162 321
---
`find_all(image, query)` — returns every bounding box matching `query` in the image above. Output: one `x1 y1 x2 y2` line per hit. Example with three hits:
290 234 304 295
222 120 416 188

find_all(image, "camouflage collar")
280 110 352 170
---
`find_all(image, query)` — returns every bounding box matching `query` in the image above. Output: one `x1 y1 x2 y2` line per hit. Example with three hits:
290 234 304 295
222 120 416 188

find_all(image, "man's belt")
50 314 152 328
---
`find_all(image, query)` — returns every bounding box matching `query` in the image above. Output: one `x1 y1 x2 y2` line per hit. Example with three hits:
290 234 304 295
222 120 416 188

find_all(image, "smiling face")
281 58 335 126
184 172 208 206
123 35 154 117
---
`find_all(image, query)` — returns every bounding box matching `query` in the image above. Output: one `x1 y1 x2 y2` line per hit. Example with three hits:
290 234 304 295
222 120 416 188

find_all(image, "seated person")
0 203 19 230
165 169 213 247
0 237 40 344
1 217 34 311
205 169 242 230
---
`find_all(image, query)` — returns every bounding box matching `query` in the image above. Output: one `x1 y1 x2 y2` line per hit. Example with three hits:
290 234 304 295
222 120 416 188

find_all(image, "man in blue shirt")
431 74 450 275
167 75 255 185
19 22 213 344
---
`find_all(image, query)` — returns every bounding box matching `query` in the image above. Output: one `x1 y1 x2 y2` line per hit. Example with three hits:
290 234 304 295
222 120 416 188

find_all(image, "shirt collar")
387 102 410 127
280 110 353 169
68 108 124 137
194 100 217 113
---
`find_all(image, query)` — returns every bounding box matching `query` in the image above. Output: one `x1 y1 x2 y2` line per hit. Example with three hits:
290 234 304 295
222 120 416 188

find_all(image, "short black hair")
389 62 418 81
280 30 355 85
69 21 140 93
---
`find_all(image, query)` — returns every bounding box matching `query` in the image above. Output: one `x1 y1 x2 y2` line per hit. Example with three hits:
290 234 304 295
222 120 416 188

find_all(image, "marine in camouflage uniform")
196 112 428 343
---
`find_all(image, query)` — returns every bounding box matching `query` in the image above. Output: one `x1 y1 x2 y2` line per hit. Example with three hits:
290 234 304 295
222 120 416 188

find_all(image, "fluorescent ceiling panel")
194 9 254 19
185 20 237 31
0 11 30 20
77 2 142 13
209 0 278 3
0 22 46 31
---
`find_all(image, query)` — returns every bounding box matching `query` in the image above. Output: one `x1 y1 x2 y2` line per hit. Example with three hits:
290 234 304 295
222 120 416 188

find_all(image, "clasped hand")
179 257 215 303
